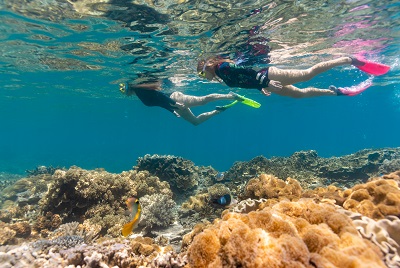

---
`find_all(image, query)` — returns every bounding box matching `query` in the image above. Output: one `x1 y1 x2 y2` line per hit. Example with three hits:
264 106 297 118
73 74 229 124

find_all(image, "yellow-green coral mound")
186 199 385 268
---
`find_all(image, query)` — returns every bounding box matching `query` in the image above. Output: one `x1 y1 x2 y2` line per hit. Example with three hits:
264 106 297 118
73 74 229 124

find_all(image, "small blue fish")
212 194 232 206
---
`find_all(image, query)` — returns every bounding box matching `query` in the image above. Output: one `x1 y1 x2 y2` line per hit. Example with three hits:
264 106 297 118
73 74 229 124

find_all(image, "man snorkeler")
197 56 390 98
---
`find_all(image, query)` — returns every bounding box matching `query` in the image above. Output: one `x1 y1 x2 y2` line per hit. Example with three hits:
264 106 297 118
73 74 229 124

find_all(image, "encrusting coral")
186 199 386 268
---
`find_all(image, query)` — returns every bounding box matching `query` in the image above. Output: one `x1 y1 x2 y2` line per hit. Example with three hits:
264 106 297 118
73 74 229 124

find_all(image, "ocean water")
0 0 399 175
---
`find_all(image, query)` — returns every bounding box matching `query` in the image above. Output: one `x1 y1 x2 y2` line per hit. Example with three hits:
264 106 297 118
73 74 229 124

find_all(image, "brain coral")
186 199 385 268
243 174 303 200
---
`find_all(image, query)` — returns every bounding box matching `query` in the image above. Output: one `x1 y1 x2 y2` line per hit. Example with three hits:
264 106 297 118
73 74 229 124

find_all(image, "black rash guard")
131 86 177 113
215 62 270 90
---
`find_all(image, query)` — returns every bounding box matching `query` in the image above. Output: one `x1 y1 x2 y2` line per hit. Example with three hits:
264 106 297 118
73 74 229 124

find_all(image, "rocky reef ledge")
0 148 399 267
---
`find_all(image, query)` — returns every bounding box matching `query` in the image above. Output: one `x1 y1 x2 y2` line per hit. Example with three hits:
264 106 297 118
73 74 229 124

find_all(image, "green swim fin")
231 92 261 108
216 100 238 111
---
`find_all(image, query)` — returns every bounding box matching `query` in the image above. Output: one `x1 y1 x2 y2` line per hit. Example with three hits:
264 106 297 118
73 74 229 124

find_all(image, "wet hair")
197 56 234 73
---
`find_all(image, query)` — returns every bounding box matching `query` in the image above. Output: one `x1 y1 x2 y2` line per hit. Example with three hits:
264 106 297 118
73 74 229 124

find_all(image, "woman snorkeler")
197 56 390 98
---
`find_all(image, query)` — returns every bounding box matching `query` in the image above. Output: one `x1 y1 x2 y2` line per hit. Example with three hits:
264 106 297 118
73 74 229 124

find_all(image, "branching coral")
185 199 386 268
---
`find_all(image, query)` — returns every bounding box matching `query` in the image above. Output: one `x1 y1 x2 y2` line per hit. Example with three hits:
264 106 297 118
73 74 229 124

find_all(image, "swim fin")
216 100 238 111
230 92 261 108
337 77 373 96
352 58 390 76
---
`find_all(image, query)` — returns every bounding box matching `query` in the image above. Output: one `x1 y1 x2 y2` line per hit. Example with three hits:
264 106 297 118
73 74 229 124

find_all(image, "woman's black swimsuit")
132 87 177 113
215 62 270 90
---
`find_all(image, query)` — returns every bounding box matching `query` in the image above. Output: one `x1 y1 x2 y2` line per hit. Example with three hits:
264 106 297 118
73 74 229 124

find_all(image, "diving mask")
119 83 127 94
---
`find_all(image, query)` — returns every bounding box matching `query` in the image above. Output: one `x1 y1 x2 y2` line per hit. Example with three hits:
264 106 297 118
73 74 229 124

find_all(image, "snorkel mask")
119 83 127 94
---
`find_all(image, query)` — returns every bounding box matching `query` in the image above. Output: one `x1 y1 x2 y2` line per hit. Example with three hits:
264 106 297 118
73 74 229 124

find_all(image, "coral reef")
135 154 216 195
185 199 386 268
38 167 173 236
1 153 400 267
225 148 400 189
340 209 400 268
25 165 65 177
243 174 303 200
138 193 177 231
341 178 400 220
179 184 232 229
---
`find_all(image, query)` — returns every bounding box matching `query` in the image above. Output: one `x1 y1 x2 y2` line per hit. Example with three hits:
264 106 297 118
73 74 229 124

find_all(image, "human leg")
268 57 352 85
175 107 222 126
267 84 337 98
170 91 236 107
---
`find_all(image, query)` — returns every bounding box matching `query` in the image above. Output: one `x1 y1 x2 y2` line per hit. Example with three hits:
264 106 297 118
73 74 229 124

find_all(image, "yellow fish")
121 196 142 237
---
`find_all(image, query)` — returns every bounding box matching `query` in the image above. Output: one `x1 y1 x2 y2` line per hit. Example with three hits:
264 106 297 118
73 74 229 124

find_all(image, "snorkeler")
197 56 390 98
119 80 260 126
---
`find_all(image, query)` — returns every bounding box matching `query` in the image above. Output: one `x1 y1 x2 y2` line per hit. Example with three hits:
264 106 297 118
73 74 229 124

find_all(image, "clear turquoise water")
1 0 399 174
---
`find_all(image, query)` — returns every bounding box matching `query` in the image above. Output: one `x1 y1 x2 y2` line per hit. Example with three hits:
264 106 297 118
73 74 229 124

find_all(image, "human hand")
269 80 283 91
261 88 271 96
172 102 185 110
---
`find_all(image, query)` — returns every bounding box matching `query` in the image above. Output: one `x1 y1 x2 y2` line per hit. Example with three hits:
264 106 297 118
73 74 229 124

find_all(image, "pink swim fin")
353 58 390 76
337 78 373 96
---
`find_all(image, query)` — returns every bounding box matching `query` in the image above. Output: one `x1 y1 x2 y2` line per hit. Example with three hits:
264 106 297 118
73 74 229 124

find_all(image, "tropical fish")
121 196 142 237
212 194 232 206
215 172 225 181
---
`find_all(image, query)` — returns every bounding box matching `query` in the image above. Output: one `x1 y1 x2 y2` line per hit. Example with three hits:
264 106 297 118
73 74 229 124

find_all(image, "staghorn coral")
243 173 303 200
342 178 400 220
185 199 385 268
